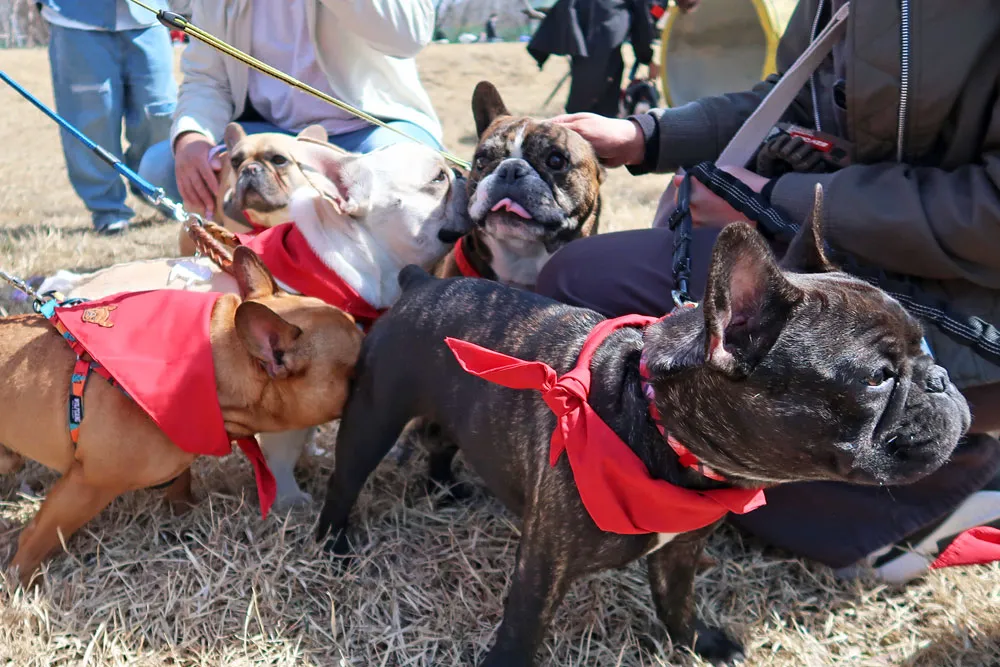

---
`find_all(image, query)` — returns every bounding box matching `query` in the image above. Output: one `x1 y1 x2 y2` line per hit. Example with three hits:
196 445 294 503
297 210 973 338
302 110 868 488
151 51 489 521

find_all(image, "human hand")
174 132 222 216
550 113 646 168
648 61 660 82
678 165 770 228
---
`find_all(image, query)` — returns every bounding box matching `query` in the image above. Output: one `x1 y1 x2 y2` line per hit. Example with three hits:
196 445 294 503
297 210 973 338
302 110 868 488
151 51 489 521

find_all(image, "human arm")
770 154 1000 287
318 0 434 58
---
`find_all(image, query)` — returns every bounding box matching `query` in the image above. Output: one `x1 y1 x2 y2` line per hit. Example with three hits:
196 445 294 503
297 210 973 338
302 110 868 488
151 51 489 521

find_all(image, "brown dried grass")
2 8 1000 665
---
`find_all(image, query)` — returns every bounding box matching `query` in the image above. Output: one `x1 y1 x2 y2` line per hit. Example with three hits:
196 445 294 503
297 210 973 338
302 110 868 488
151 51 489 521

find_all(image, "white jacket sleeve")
169 3 237 149
318 0 434 58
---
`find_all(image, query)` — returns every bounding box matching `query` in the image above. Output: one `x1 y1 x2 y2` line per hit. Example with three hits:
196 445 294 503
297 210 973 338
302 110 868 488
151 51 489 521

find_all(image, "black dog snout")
496 159 531 183
925 366 949 393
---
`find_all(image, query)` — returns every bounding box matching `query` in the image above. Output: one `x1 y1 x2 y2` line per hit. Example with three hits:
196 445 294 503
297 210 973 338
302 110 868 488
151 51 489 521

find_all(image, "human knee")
137 140 179 199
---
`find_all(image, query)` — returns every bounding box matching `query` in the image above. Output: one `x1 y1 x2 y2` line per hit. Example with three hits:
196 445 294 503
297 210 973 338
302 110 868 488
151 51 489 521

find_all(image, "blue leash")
0 70 186 222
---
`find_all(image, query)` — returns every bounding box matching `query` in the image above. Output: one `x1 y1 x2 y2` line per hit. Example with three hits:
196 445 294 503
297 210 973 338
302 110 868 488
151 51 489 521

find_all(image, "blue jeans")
138 120 442 205
48 23 177 230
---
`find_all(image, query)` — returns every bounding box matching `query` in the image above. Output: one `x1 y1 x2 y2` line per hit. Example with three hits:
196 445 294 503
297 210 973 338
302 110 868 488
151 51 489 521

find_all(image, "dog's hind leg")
9 462 122 586
316 389 411 556
421 423 474 506
259 428 315 511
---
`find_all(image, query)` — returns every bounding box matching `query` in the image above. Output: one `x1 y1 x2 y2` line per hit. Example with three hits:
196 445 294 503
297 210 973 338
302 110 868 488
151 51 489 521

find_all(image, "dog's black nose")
925 366 949 393
496 159 530 183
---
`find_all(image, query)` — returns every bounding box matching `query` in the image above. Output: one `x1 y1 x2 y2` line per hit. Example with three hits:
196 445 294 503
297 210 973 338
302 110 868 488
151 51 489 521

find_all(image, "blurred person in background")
40 0 177 234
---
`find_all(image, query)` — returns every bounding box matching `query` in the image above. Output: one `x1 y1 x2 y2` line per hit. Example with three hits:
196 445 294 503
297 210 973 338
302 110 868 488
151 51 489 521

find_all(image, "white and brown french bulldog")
436 82 604 289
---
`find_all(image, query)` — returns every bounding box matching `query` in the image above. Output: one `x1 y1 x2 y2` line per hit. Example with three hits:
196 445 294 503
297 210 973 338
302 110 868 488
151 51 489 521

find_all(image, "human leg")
329 120 443 153
47 24 132 230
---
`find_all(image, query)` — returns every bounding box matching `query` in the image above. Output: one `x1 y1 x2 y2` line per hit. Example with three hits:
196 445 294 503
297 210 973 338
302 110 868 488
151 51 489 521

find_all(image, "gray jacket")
636 0 1000 388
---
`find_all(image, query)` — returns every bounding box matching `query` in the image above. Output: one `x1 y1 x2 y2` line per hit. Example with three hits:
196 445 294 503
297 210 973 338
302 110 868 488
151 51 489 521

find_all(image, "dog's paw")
693 625 745 665
272 489 314 513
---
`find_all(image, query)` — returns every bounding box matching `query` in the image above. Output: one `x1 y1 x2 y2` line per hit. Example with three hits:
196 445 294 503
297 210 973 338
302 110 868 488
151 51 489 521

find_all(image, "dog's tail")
399 264 433 292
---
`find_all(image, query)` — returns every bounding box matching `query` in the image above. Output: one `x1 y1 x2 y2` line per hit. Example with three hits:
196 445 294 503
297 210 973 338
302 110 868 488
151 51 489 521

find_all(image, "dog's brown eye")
271 154 289 166
230 156 241 169
546 152 567 171
474 156 487 171
432 169 448 183
864 368 893 386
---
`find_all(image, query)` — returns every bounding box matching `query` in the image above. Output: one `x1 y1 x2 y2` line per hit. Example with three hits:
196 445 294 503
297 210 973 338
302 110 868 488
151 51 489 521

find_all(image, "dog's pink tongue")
491 197 532 220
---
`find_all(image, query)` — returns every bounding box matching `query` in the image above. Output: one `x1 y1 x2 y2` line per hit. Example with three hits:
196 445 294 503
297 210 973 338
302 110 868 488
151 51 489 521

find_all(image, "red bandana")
931 527 1000 570
453 235 483 279
445 314 766 535
239 223 385 329
51 291 276 518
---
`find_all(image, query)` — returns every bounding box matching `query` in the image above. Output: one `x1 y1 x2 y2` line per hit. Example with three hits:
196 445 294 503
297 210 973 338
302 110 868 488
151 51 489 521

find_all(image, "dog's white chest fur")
483 234 552 288
643 532 679 557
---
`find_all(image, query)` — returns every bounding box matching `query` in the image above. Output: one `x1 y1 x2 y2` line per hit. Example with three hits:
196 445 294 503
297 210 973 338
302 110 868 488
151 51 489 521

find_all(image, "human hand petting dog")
174 131 223 218
550 113 646 168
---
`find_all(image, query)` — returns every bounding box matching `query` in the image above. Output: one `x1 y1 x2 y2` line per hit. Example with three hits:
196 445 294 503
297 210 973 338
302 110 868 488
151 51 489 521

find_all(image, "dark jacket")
528 0 655 69
635 0 1000 388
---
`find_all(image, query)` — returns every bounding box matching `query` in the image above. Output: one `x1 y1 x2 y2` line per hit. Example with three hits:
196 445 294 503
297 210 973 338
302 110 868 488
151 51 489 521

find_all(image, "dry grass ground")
1 13 999 667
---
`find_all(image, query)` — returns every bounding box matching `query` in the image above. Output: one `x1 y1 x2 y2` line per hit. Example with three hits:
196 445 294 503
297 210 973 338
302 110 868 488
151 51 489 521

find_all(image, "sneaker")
837 470 1000 584
96 219 130 236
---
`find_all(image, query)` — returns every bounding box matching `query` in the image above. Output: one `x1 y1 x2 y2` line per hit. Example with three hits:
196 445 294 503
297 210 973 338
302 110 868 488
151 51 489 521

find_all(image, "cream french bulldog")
42 140 472 510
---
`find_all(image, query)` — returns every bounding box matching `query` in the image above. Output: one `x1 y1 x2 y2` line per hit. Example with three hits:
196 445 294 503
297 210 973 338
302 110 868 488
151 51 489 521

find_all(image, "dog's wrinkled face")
643 192 969 488
290 141 471 271
221 123 337 228
466 82 603 255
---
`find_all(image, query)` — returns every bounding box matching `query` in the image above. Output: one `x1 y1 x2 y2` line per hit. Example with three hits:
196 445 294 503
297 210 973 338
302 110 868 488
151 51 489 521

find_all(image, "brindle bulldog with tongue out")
435 81 604 289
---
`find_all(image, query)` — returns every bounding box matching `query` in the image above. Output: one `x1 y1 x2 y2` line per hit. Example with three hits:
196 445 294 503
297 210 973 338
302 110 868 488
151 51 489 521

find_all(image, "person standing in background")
39 0 177 234
484 13 500 42
528 0 666 117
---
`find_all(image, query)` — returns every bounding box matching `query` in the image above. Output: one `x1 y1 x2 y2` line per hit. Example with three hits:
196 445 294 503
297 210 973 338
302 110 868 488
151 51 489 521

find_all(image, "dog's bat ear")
223 122 247 153
292 141 373 217
234 301 303 380
232 246 281 300
780 184 839 274
296 124 329 143
702 222 803 376
472 81 510 138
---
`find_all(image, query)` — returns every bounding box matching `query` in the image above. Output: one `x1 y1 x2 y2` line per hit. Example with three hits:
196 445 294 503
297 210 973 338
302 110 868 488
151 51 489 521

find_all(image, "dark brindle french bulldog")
317 192 970 665
436 81 603 289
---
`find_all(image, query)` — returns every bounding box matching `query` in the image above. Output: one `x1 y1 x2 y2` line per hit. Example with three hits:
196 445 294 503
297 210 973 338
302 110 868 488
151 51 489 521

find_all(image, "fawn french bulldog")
0 247 362 584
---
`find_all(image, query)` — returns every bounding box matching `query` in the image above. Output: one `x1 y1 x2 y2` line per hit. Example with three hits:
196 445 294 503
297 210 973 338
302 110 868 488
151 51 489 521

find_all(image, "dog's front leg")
259 428 315 510
480 518 573 667
646 530 745 665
